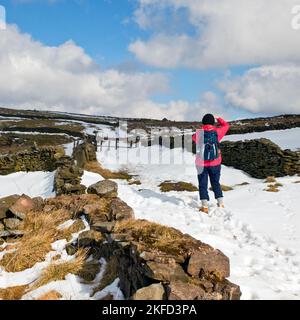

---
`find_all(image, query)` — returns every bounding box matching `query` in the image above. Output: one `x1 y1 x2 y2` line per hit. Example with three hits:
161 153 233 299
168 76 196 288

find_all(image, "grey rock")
87 180 118 198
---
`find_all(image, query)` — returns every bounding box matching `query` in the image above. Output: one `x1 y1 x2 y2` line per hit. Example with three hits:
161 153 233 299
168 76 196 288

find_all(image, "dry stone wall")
220 138 300 179
0 146 62 175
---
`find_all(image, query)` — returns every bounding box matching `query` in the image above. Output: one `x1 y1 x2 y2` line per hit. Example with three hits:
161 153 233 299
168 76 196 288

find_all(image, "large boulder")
87 180 118 198
187 249 230 280
133 283 165 300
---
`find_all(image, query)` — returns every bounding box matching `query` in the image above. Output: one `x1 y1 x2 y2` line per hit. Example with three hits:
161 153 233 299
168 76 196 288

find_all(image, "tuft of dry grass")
114 219 199 257
159 181 198 192
264 185 280 193
210 184 234 192
92 256 118 296
0 285 28 300
265 176 277 183
32 249 87 290
0 231 54 272
128 180 142 186
235 182 250 186
84 161 132 180
21 209 72 236
36 290 62 300
273 183 283 187
0 209 74 272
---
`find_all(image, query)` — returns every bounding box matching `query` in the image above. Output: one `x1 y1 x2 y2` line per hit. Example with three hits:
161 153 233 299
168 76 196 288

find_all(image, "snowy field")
94 144 300 300
0 126 300 300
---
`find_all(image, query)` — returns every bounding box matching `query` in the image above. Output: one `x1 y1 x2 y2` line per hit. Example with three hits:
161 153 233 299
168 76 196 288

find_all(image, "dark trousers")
197 165 223 201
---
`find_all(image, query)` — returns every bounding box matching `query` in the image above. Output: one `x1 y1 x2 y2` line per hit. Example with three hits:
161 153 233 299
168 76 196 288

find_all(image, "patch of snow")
0 171 55 198
81 170 104 187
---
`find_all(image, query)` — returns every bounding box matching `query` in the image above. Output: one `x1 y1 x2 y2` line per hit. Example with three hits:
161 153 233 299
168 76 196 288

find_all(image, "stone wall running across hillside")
0 146 63 175
220 138 300 179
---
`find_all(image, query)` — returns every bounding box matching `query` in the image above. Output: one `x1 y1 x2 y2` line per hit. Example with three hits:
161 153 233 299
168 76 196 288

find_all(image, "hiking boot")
217 203 225 208
199 207 209 214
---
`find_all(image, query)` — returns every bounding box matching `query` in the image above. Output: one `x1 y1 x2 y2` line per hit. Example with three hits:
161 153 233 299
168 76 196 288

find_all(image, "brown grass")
210 184 234 192
32 249 87 290
235 182 250 186
36 290 62 300
0 209 74 272
265 176 277 183
273 183 283 187
114 219 197 257
84 161 132 180
92 256 118 296
128 180 142 186
60 219 86 242
265 185 280 193
0 285 28 300
159 181 198 192
0 231 54 272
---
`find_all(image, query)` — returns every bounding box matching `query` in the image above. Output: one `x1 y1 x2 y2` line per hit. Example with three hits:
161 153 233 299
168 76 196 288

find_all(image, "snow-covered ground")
1 125 300 300
223 127 300 151
0 171 55 198
92 144 300 300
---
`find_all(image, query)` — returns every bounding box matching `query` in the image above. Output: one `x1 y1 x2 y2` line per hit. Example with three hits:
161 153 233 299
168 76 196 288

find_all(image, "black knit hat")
202 113 215 125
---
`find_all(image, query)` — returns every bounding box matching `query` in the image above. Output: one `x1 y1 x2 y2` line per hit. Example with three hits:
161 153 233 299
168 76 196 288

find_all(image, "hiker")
192 114 230 214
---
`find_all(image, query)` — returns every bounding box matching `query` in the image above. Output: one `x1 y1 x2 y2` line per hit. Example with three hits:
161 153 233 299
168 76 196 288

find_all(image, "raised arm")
215 116 230 141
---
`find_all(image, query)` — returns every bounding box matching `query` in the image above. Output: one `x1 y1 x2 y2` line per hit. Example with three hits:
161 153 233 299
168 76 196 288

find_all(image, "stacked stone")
0 146 61 175
54 156 86 195
63 179 241 301
73 142 97 168
220 138 300 179
0 194 42 240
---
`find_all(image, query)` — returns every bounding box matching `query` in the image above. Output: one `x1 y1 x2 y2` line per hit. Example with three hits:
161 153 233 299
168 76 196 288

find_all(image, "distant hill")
1 107 300 135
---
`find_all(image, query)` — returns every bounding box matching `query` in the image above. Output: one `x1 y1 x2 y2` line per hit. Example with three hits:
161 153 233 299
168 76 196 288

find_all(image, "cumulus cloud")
130 0 300 69
0 25 199 120
220 64 300 114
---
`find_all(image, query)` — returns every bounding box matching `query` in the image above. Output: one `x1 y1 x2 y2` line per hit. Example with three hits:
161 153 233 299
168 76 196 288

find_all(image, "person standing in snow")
192 114 230 214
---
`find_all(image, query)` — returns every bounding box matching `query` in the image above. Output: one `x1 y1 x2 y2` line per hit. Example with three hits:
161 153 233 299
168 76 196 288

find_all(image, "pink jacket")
192 117 230 167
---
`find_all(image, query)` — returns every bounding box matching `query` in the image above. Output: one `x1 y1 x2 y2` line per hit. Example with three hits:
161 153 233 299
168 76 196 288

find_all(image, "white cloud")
0 25 200 120
130 0 300 69
220 64 300 114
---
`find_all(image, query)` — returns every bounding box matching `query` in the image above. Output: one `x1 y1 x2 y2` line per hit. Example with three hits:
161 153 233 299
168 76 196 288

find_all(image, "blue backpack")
197 130 219 161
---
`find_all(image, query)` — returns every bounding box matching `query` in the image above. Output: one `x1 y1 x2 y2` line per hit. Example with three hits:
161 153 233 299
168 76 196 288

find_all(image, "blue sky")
0 0 298 120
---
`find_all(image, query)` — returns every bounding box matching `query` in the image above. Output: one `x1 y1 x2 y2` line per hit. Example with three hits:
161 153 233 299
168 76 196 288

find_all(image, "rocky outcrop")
50 185 240 300
0 146 64 175
220 138 300 179
0 182 241 300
